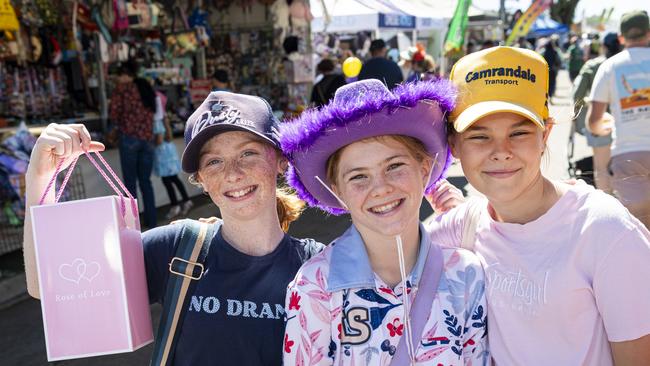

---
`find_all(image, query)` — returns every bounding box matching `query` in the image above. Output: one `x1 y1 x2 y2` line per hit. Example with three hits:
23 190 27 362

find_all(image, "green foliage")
550 0 580 25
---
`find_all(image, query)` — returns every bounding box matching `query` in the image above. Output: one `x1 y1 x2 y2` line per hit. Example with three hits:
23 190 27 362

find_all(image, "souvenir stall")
202 0 313 115
0 0 314 255
0 0 93 255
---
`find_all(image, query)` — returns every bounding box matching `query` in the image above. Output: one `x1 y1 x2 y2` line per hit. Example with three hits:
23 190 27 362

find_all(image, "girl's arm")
594 225 650 365
23 124 104 298
611 335 650 366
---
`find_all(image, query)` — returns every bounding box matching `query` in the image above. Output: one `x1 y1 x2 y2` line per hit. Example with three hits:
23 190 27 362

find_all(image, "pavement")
0 70 591 365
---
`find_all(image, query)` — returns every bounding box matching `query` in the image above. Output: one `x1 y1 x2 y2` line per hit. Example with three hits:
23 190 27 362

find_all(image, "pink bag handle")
38 151 138 218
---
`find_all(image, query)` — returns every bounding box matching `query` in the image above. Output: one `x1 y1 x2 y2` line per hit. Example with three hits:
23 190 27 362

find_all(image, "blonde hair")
276 187 305 232
326 135 430 186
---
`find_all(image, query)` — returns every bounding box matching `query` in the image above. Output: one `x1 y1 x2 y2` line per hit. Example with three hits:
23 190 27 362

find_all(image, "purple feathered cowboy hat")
279 78 456 215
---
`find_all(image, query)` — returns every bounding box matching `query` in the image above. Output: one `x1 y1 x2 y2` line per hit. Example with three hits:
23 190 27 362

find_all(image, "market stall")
0 0 313 254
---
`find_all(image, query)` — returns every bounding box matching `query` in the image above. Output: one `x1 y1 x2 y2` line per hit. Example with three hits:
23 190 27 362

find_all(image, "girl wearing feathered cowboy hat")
429 46 650 365
280 79 489 365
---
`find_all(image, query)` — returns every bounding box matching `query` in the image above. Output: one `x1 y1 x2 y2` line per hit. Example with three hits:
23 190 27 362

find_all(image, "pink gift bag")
31 152 153 361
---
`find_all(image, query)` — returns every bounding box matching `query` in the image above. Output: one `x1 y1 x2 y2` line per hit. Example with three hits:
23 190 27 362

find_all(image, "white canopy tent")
310 0 491 33
310 0 494 74
310 0 414 33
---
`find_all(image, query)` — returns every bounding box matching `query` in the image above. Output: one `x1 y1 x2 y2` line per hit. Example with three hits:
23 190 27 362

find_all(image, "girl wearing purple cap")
428 46 650 365
22 91 326 365
280 79 489 365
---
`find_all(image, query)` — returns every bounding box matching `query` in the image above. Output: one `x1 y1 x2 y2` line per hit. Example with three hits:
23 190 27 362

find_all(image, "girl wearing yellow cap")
428 46 650 365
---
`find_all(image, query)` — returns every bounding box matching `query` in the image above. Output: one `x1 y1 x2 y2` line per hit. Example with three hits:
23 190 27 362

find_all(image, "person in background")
588 10 650 229
310 58 346 108
580 33 599 62
419 54 439 81
358 39 404 89
398 46 417 81
481 40 496 50
386 47 400 63
571 32 621 194
567 35 584 81
109 60 157 229
152 87 193 219
542 35 562 102
515 36 534 50
400 45 427 83
211 69 231 92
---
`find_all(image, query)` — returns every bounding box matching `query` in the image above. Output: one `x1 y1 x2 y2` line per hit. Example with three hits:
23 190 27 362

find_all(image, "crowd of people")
310 39 439 108
20 8 650 366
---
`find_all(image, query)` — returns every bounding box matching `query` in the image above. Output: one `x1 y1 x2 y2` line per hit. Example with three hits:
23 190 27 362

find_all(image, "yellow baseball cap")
449 46 549 132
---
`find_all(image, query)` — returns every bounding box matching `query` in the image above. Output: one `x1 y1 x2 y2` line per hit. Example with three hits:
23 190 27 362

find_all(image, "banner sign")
444 0 472 54
506 0 552 46
378 14 416 29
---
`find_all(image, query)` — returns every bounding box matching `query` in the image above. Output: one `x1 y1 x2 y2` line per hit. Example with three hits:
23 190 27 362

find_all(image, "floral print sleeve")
284 253 337 366
460 250 489 364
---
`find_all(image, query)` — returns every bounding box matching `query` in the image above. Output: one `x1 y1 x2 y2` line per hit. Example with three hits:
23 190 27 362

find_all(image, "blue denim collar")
326 223 430 292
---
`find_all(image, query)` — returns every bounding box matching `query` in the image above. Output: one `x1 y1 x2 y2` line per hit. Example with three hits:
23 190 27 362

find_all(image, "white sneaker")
166 205 182 220
181 200 194 215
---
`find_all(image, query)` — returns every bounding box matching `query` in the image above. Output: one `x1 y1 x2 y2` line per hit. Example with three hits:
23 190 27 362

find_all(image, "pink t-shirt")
427 183 650 365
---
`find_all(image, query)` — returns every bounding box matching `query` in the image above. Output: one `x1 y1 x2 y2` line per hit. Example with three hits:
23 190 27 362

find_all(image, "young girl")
23 91 324 365
152 88 193 219
429 46 650 365
280 79 489 365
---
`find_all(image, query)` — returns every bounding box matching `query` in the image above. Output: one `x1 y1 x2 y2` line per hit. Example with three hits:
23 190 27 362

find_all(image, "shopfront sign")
378 14 415 29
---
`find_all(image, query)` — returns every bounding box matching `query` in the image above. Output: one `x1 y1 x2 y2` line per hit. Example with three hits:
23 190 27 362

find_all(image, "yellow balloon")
342 57 362 78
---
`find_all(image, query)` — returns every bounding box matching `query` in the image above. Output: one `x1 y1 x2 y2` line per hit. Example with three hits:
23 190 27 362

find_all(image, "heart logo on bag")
58 258 101 284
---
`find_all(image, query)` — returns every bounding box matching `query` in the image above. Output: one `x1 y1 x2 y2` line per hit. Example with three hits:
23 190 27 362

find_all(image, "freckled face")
196 131 284 220
332 137 430 238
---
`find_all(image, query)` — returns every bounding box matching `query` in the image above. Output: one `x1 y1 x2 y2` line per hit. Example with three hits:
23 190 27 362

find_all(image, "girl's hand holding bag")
31 150 153 361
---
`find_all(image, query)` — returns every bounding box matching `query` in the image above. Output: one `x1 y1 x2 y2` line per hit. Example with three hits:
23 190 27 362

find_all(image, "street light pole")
499 0 507 43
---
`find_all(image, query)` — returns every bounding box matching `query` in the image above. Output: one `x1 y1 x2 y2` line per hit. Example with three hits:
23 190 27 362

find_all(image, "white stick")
315 175 349 211
396 235 416 364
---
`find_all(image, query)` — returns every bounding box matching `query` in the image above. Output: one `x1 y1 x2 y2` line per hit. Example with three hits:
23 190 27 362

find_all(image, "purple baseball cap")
280 79 457 215
181 91 280 173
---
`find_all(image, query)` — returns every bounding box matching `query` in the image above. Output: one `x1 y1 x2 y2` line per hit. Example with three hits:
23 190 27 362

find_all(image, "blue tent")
528 14 569 38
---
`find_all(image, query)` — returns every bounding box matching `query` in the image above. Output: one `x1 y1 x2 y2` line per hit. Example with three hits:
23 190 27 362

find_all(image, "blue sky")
475 0 644 22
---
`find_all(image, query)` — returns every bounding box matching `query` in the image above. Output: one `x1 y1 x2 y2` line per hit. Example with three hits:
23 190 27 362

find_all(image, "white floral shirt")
283 224 489 365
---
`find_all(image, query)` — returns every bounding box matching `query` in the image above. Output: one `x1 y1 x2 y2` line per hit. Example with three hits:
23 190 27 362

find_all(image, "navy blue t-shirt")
358 57 404 89
142 222 323 366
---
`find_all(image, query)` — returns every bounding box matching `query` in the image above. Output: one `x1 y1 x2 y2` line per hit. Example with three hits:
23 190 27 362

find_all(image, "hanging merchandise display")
112 0 129 30
0 0 20 31
34 0 59 26
126 0 152 29
0 30 19 60
188 9 210 52
0 0 315 266
164 5 199 57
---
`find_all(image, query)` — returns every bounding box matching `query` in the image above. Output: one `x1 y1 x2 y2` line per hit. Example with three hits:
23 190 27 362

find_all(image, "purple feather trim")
285 164 348 215
280 79 457 215
280 78 456 155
